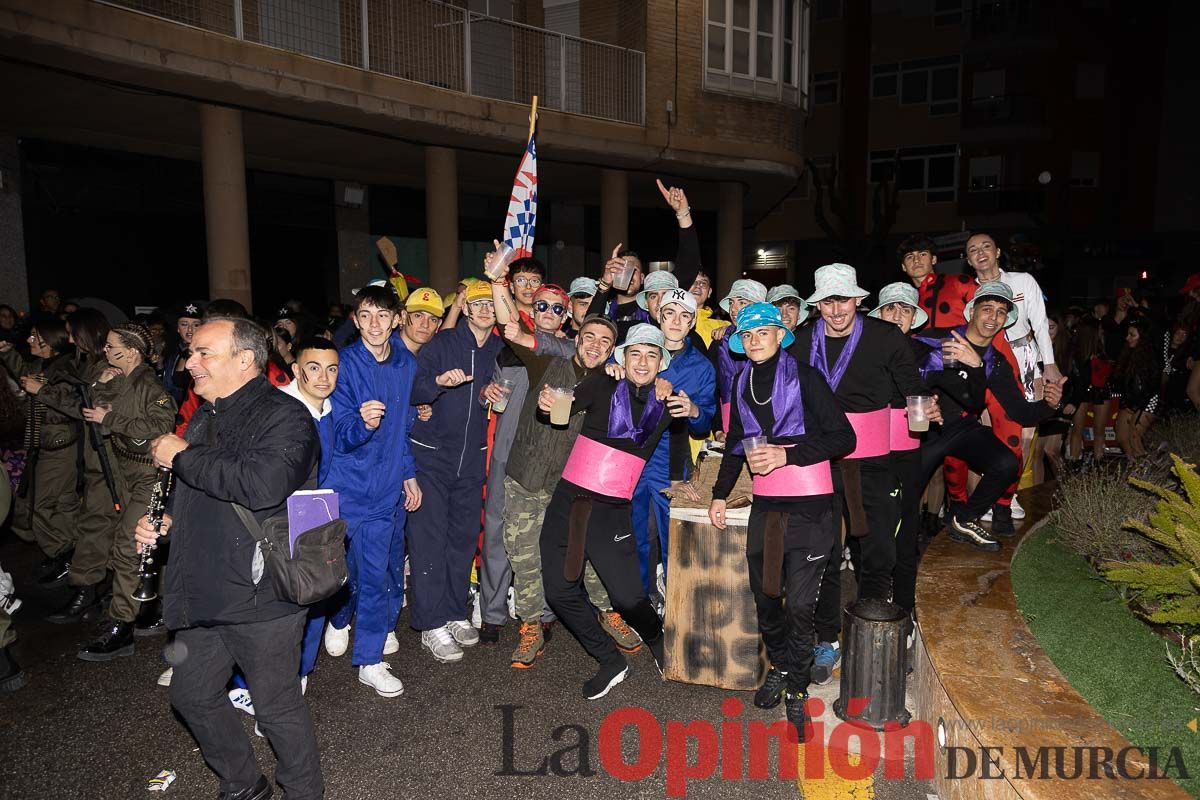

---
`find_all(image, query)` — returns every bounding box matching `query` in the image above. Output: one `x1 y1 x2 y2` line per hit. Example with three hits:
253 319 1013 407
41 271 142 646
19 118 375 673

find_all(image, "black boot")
646 633 665 676
218 775 272 800
46 585 99 625
36 551 72 587
0 645 25 693
989 504 1016 537
784 690 811 742
754 667 789 709
78 619 135 662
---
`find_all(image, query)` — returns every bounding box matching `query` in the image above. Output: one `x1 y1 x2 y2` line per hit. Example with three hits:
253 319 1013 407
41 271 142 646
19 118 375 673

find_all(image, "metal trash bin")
832 598 911 729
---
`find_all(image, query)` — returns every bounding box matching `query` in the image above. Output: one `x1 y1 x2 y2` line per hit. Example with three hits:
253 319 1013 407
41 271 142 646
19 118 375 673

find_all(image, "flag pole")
527 95 538 142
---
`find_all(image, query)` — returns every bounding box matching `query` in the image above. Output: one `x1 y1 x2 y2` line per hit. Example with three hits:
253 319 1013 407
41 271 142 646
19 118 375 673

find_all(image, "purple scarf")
809 313 865 392
914 326 997 380
716 336 749 404
731 351 805 454
608 380 665 447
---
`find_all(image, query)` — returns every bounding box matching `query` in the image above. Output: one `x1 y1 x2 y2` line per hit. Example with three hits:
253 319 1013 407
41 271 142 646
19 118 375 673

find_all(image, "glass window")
872 63 898 97
758 0 774 30
757 35 774 78
898 159 925 190
901 70 928 103
927 155 955 189
707 23 726 70
734 0 751 27
813 71 839 104
705 0 808 107
733 30 751 74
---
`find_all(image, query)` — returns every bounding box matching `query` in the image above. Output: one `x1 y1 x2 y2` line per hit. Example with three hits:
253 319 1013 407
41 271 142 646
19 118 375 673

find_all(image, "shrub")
1053 458 1170 564
1151 414 1200 463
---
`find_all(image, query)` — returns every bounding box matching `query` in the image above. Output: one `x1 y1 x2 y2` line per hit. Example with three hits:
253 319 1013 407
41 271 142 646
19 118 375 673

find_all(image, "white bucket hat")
719 278 768 313
659 287 698 315
636 271 681 310
807 263 870 304
867 282 928 329
965 281 1020 329
568 277 599 298
614 323 672 371
766 284 809 315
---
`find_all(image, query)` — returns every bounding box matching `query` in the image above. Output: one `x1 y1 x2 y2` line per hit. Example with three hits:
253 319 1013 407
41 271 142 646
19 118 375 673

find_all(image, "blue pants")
631 454 671 595
406 471 483 631
328 504 407 666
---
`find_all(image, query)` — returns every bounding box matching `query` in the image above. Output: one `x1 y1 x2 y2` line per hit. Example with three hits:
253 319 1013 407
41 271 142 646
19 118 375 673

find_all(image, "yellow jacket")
694 306 730 348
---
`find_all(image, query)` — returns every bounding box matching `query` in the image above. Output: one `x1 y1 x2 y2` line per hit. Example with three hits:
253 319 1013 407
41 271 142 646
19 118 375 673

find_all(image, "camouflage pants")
502 477 610 622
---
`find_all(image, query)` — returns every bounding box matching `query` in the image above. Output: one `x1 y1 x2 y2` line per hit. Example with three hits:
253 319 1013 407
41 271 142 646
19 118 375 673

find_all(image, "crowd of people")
2 179 1199 798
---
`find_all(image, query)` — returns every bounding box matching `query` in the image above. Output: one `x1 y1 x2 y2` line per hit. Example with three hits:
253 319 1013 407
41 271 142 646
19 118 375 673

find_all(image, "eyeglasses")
512 277 543 288
468 300 495 310
534 300 566 315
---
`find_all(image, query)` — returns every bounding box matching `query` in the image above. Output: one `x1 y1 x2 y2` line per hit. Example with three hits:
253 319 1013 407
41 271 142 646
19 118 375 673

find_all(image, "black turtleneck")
566 372 680 469
713 351 856 503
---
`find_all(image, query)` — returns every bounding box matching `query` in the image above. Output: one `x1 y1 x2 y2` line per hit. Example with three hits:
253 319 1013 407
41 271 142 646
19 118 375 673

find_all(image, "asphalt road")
0 533 936 800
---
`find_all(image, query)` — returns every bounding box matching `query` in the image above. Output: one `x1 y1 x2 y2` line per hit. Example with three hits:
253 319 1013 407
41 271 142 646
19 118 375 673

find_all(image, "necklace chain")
749 367 771 406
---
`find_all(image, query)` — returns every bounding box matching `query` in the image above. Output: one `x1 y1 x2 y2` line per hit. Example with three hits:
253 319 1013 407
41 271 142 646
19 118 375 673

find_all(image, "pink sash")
753 461 834 497
561 436 646 500
720 401 731 432
846 409 891 459
889 407 921 452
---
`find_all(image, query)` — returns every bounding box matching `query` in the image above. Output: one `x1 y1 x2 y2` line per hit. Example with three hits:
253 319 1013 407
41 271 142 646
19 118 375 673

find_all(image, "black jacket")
163 374 318 629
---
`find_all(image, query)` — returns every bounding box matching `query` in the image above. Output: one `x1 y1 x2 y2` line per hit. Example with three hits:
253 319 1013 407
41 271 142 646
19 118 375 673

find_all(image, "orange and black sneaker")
598 611 642 653
510 621 545 669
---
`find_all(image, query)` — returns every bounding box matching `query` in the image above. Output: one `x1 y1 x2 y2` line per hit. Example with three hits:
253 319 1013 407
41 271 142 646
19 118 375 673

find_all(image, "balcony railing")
96 0 646 125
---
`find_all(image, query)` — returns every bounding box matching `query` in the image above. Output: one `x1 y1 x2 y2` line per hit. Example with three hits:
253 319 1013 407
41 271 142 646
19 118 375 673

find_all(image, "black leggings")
747 502 833 691
540 481 662 667
919 420 1019 521
890 449 923 614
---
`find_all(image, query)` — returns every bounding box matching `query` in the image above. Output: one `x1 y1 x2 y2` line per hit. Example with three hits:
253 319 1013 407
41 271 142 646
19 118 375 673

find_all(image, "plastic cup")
550 387 574 426
906 396 933 432
485 378 516 412
612 258 637 292
742 435 768 472
941 339 959 369
484 242 519 281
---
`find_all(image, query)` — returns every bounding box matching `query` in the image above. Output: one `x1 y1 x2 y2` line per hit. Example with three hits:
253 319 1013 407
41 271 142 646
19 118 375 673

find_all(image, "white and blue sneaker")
811 641 841 685
227 687 255 716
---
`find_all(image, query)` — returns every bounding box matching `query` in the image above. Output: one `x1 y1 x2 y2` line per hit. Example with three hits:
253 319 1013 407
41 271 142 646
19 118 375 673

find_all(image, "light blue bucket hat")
728 302 796 354
719 278 768 314
867 282 929 329
636 271 681 310
614 323 672 371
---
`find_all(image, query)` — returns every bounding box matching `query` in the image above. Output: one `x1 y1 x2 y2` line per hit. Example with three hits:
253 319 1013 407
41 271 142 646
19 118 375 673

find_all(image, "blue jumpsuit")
324 333 419 666
630 338 717 593
406 324 504 631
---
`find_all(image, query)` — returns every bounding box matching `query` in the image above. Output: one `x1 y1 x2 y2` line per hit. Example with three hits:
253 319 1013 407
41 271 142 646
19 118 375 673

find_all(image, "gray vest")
506 356 586 494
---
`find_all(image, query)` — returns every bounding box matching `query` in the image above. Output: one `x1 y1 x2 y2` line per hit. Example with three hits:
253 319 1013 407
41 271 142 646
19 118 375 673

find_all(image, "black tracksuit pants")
541 480 662 667
891 449 923 614
747 501 834 691
813 458 898 644
919 419 1019 521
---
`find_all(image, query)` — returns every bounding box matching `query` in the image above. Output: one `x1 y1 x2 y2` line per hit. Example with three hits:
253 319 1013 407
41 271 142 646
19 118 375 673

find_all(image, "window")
813 71 839 104
933 0 962 25
872 63 898 97
896 55 960 114
1075 63 1105 99
871 145 958 202
968 155 1002 192
706 0 811 107
1070 151 1100 188
815 0 841 19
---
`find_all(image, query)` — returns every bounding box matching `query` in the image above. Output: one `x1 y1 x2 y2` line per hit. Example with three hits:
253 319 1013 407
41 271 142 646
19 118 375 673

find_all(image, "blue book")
287 490 340 557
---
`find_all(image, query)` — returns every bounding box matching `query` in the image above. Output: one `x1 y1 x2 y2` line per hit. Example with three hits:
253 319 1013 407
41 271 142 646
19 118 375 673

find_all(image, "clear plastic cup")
742 435 768 472
550 387 574 425
485 378 516 412
906 395 933 432
941 339 959 369
612 258 637 292
484 242 519 281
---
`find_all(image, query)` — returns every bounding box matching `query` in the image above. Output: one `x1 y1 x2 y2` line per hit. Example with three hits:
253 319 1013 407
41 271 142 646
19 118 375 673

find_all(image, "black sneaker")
478 621 502 645
989 504 1015 537
646 634 665 676
582 659 629 700
784 690 811 742
78 619 135 662
134 618 169 638
218 775 272 800
541 620 555 643
0 645 25 693
949 516 1002 552
754 667 789 709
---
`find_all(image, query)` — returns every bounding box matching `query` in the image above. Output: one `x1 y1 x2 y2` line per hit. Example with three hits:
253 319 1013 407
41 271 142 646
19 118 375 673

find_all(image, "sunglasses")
534 300 566 316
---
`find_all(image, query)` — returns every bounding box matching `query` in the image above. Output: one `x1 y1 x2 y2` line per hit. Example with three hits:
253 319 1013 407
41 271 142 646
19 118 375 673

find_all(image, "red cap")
534 284 570 305
1180 273 1200 296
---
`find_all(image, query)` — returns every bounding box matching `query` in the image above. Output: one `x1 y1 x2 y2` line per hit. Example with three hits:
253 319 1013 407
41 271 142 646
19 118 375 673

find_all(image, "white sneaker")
470 592 482 628
358 662 404 697
300 675 308 695
253 722 263 738
507 586 517 620
383 631 400 655
228 687 256 716
446 619 480 647
324 621 349 657
157 667 173 687
980 507 994 522
421 626 464 662
1 593 21 616
1010 496 1026 520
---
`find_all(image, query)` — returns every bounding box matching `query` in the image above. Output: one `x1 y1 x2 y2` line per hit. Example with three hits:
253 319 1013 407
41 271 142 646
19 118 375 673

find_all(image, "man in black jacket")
137 316 323 800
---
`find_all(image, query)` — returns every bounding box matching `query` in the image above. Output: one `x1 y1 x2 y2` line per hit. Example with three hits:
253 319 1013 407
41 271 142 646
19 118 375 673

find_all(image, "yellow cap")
405 288 445 318
464 281 494 304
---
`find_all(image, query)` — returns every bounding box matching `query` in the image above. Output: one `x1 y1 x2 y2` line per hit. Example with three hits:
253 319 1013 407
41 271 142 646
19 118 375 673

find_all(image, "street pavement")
0 533 937 799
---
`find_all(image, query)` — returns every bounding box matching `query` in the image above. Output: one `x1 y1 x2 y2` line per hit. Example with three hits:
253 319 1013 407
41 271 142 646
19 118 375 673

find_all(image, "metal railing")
98 0 645 125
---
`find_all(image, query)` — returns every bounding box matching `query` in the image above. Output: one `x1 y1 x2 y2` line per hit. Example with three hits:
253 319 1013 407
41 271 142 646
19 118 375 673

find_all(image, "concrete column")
718 181 744 293
425 146 459 294
200 104 252 310
600 168 628 254
0 136 29 312
334 182 372 303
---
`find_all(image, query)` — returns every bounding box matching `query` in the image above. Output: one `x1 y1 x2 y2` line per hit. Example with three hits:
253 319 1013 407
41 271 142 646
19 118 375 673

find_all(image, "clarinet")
132 466 174 602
